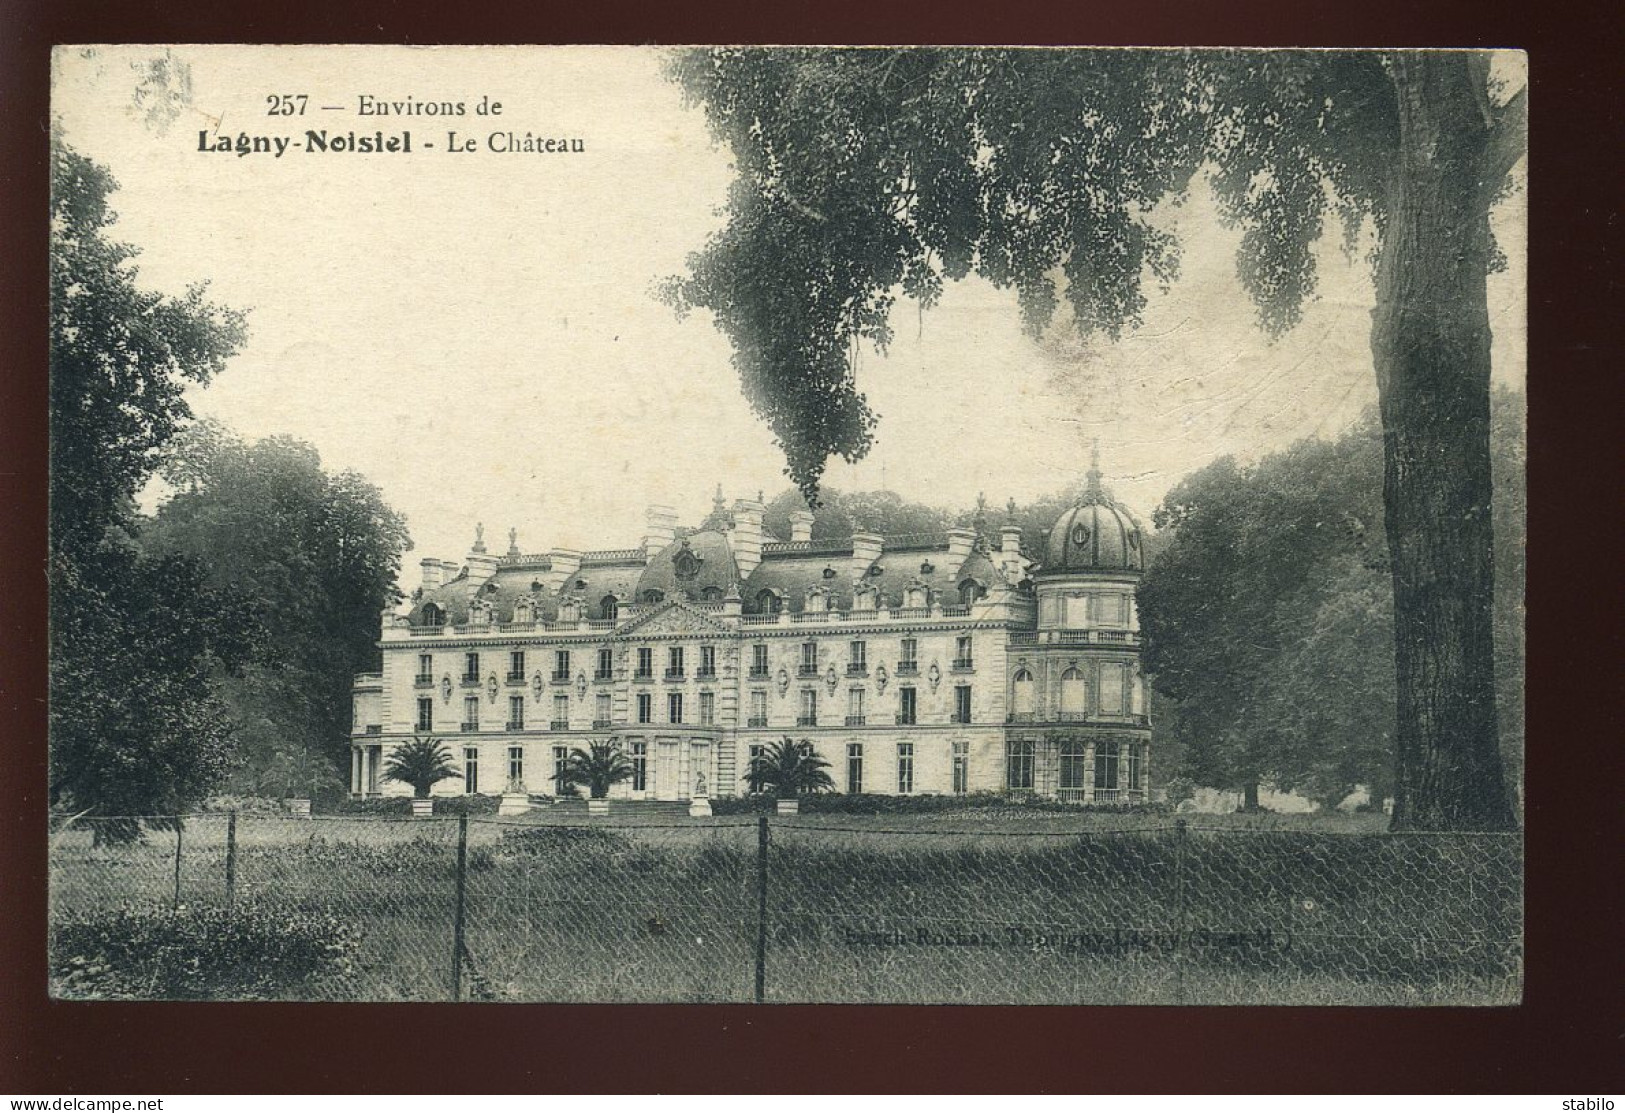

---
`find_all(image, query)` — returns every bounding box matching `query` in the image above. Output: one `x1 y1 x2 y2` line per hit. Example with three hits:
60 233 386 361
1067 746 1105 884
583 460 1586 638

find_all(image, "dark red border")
3 0 1622 1095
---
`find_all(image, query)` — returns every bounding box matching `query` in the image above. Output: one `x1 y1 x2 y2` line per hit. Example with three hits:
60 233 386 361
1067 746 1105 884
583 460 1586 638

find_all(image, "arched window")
600 596 618 623
640 589 665 605
699 586 724 602
958 579 985 605
1060 667 1087 717
420 603 444 627
755 589 782 614
1011 669 1035 717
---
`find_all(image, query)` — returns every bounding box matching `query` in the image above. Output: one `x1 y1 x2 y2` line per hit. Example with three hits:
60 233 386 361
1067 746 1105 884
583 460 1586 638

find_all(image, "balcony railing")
1093 788 1123 803
844 714 867 726
895 713 917 726
414 675 434 688
364 724 382 735
592 718 614 729
845 663 868 677
695 667 717 680
633 671 654 682
664 667 686 680
409 626 445 636
747 715 769 728
593 669 613 681
550 720 570 731
550 671 572 684
796 664 819 678
951 658 975 672
1007 712 1037 723
895 661 919 676
950 712 972 724
460 721 479 733
796 715 818 727
748 666 770 679
505 721 524 732
460 676 481 687
505 671 526 685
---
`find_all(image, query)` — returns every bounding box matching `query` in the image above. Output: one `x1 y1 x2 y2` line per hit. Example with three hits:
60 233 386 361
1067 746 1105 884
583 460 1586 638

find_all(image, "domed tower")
1005 443 1152 804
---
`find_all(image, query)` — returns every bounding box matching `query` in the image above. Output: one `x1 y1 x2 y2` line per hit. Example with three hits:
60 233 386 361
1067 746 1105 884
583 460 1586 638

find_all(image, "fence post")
1173 818 1188 1005
451 813 469 1002
754 814 769 1004
225 811 237 910
172 821 183 911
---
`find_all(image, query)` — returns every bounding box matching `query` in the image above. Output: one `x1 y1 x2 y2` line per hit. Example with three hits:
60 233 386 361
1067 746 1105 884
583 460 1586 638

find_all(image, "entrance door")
654 739 681 801
1058 740 1086 804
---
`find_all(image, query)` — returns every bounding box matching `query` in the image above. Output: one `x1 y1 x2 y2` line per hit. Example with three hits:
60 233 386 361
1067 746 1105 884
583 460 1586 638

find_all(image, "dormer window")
755 590 782 615
958 579 985 605
420 603 445 627
699 586 724 602
640 589 665 604
600 596 619 623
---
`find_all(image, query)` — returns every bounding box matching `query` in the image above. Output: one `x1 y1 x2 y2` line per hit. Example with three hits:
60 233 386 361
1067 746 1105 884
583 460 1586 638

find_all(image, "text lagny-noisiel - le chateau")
196 93 586 157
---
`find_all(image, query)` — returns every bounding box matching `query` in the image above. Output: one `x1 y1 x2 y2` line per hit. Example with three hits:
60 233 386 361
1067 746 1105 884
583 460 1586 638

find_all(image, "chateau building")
351 454 1152 803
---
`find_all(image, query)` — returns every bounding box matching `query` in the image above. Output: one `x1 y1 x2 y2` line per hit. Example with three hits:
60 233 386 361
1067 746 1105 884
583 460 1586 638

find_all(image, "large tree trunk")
1373 55 1518 831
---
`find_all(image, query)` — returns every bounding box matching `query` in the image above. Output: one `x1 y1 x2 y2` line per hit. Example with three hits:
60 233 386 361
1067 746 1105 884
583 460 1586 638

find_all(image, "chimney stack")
420 557 445 589
851 531 883 581
999 525 1027 580
945 527 977 577
466 523 500 588
644 504 678 560
730 496 766 579
789 509 815 545
544 548 583 594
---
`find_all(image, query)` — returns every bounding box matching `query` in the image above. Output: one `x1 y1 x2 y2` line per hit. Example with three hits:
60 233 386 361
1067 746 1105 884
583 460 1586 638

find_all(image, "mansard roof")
740 545 1007 613
636 529 740 602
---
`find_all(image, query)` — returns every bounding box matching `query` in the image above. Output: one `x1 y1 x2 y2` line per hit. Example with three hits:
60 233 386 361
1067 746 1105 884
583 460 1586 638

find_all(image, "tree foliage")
745 737 837 798
560 740 636 800
144 423 411 796
761 485 950 542
1137 389 1525 811
49 139 254 835
382 736 461 799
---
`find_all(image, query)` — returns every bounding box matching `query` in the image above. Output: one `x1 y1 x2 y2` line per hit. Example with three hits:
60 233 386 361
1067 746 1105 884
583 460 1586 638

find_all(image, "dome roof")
1042 447 1145 573
636 530 740 602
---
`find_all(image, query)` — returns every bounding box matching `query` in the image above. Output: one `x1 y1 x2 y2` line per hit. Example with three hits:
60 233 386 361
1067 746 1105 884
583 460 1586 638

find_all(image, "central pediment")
616 599 734 637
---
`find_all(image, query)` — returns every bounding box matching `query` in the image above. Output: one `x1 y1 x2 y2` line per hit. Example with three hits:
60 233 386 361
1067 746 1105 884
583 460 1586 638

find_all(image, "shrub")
312 796 413 817
199 795 287 815
499 824 630 854
433 794 501 816
51 900 361 1000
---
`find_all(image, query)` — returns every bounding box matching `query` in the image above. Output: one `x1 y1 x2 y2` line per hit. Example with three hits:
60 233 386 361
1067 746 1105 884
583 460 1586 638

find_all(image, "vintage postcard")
47 44 1525 1004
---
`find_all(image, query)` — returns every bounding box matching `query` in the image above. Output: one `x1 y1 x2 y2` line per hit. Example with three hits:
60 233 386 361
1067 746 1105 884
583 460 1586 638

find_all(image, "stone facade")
351 461 1152 803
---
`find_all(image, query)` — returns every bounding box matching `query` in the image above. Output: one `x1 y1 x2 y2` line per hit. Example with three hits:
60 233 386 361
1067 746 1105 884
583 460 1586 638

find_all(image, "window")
799 689 818 727
1060 667 1087 717
553 745 570 793
958 579 984 605
421 603 445 627
463 652 480 682
756 590 781 614
799 641 818 676
954 685 972 723
750 643 769 678
1011 669 1035 718
600 596 618 624
508 695 525 731
699 644 717 677
898 687 917 726
1006 740 1035 791
700 586 724 602
699 691 715 726
847 688 866 726
952 739 969 794
1095 740 1121 791
417 653 434 683
417 697 434 732
596 646 614 680
954 636 974 669
554 650 571 681
1099 663 1126 715
553 694 569 729
631 741 648 792
667 646 685 678
508 745 524 784
900 637 918 665
1128 744 1145 791
897 742 914 794
595 692 612 726
668 692 684 724
463 696 479 732
847 743 863 794
1059 739 1087 801
749 690 768 727
640 589 665 604
847 640 867 674
637 692 653 724
508 650 525 681
463 746 479 794
636 647 653 679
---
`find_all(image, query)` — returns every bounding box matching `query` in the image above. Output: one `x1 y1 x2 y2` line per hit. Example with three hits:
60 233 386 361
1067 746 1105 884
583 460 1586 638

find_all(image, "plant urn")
587 797 610 816
775 798 800 816
499 791 531 817
286 797 312 819
411 797 434 818
688 794 713 818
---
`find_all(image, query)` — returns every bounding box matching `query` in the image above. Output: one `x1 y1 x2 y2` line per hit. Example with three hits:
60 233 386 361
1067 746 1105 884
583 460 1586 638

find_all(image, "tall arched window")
1011 669 1035 718
600 596 618 623
420 603 445 627
756 589 782 614
1060 667 1087 717
958 579 985 605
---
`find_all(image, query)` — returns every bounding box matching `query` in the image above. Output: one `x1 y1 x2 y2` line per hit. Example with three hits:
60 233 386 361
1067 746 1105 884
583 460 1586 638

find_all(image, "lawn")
48 810 1521 1004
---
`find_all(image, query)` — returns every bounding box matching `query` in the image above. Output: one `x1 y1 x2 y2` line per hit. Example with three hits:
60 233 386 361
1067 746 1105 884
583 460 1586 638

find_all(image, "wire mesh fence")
47 811 1522 1004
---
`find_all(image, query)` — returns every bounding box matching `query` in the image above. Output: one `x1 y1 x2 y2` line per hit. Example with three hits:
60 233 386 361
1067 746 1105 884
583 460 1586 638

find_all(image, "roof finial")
1086 439 1103 498
472 522 487 554
507 527 520 558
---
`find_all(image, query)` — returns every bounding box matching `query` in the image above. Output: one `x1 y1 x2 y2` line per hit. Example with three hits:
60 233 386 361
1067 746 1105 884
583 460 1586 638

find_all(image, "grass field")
48 810 1521 1004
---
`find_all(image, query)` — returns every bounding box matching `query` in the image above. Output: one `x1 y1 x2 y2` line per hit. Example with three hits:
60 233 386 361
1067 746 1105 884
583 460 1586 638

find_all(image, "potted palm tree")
561 739 635 815
745 737 835 815
383 735 462 816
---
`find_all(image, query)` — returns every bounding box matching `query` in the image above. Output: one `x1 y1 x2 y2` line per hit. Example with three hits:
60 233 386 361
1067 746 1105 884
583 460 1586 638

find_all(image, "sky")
52 45 1526 580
